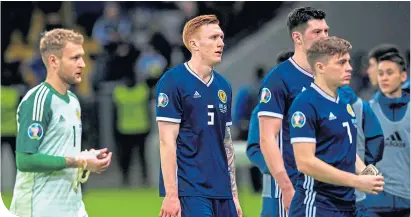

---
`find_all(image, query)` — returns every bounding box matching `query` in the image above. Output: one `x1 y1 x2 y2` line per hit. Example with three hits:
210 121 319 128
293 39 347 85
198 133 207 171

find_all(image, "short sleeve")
289 99 317 144
258 74 287 119
16 89 52 154
155 75 183 123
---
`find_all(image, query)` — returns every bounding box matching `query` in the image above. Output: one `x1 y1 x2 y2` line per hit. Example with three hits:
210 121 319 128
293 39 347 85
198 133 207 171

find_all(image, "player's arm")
258 78 293 192
225 126 239 197
362 101 385 165
158 121 180 197
246 107 269 174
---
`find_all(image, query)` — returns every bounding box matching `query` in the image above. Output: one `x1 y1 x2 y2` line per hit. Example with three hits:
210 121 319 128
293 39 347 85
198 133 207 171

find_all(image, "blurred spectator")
112 72 152 187
135 45 167 90
92 2 132 47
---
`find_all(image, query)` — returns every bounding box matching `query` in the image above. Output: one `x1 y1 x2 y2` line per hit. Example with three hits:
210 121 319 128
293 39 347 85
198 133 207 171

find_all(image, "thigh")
213 199 237 217
180 196 213 217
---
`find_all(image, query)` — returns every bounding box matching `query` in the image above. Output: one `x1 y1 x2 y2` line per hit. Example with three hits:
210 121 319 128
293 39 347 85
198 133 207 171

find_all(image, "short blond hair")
182 14 219 51
307 36 352 70
39 28 84 65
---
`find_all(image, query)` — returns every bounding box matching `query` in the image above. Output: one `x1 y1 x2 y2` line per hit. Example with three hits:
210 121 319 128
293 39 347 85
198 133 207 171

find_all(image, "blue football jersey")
156 63 233 198
289 83 357 211
258 58 314 187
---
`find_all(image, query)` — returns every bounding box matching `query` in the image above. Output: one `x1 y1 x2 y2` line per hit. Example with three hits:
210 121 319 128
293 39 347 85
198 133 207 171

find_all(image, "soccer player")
288 36 384 217
361 52 410 217
10 29 112 217
246 50 294 217
258 7 328 213
156 15 242 217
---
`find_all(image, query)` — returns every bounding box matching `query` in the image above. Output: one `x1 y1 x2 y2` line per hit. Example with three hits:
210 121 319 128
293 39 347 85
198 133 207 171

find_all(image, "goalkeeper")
10 28 112 217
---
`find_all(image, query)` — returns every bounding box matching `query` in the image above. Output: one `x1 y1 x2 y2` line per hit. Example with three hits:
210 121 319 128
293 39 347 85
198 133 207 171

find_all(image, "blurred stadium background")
1 1 409 217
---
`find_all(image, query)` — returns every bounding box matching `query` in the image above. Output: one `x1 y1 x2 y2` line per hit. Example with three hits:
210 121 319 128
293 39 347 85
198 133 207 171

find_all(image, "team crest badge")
260 88 271 103
218 90 227 103
76 108 81 120
158 93 169 107
27 123 44 140
291 111 306 128
347 104 355 117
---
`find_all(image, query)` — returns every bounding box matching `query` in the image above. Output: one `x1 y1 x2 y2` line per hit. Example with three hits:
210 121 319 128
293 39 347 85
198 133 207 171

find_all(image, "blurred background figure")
1 2 409 217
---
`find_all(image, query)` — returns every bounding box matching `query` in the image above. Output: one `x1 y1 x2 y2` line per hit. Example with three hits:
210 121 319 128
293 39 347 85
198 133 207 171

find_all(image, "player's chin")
340 79 350 86
71 77 82 84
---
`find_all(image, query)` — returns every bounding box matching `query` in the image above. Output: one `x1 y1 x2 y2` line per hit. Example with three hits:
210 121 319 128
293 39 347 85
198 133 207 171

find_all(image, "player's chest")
51 103 82 132
317 103 357 138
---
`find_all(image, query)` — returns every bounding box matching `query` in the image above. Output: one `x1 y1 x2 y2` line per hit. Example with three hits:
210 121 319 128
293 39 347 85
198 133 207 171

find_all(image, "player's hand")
281 186 295 214
77 148 112 174
159 195 181 217
355 175 384 195
233 195 243 217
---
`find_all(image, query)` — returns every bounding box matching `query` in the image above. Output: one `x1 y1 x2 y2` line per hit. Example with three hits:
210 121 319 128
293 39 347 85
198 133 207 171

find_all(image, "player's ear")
48 54 60 69
292 32 303 45
189 39 199 51
316 62 325 74
401 70 407 83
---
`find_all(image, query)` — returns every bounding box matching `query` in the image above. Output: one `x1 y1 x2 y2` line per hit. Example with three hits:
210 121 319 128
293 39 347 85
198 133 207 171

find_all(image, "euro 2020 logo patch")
218 90 227 104
27 123 44 140
260 88 271 103
158 93 169 107
347 104 355 117
291 111 306 128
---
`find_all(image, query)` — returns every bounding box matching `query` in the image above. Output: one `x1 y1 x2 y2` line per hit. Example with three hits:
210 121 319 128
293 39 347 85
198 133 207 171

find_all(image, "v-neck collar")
184 62 214 87
311 82 340 103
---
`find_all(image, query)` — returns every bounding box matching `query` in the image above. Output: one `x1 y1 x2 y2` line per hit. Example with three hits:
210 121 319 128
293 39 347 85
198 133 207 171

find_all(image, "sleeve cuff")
257 111 283 119
156 117 181 123
291 137 316 144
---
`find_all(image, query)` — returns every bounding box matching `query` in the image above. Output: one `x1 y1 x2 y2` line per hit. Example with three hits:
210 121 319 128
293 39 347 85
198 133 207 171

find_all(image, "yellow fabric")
113 83 151 134
1 86 20 136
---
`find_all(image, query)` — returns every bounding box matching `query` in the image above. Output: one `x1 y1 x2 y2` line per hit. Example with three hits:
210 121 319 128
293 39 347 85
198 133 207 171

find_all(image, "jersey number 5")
342 122 352 144
208 105 214 125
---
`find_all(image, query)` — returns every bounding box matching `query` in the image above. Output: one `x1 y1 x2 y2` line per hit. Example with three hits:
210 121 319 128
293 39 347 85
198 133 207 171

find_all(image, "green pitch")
2 187 262 217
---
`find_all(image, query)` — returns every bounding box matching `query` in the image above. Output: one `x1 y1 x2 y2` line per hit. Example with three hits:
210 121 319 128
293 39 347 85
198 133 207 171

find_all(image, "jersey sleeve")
257 73 287 119
289 99 317 144
155 75 183 123
16 91 52 154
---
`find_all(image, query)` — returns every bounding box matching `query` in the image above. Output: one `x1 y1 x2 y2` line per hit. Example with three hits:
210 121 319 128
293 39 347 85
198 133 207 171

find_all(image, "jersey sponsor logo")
385 131 406 148
301 87 306 92
27 123 44 140
59 115 65 122
157 93 169 107
260 88 271 103
193 91 201 98
291 111 306 128
218 90 227 103
76 108 81 120
347 104 355 117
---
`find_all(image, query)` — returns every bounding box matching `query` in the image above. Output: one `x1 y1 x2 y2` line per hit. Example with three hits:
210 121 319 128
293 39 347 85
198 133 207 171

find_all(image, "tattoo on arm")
224 126 238 197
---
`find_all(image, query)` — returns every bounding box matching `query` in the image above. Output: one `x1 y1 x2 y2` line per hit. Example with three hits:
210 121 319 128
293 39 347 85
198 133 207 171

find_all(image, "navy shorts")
180 196 237 217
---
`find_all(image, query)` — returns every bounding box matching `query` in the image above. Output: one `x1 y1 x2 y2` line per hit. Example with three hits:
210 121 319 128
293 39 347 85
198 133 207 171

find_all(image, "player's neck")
314 77 338 99
292 50 314 75
187 59 213 83
45 73 70 95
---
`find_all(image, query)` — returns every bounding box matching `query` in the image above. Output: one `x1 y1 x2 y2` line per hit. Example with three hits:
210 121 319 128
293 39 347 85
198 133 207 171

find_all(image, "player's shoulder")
67 90 79 101
18 83 53 116
157 63 185 87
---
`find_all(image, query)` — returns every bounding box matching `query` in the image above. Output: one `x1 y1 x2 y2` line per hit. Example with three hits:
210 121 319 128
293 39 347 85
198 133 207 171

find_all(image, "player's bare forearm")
259 116 293 191
355 154 366 174
294 142 359 188
158 121 180 197
224 126 238 197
